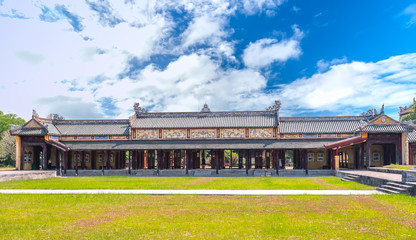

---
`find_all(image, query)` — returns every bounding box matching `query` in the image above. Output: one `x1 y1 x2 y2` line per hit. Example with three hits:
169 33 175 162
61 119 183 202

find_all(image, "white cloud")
401 3 416 27
280 54 416 116
243 25 304 69
91 53 274 117
241 0 286 16
316 57 348 72
182 14 227 48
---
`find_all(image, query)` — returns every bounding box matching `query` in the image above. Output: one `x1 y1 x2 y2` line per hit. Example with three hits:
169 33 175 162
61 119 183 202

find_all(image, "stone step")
385 181 414 189
377 187 400 194
341 175 359 182
381 184 408 192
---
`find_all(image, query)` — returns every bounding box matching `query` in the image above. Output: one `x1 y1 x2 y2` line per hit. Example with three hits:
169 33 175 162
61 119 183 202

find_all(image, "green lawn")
0 194 415 239
0 176 376 190
383 164 416 170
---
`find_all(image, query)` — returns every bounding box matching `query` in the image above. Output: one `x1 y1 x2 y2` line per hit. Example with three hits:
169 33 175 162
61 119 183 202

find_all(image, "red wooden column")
409 144 414 165
366 141 371 169
20 141 24 170
42 143 47 170
304 150 308 175
81 151 85 170
63 151 68 175
245 150 250 175
74 152 78 175
215 150 220 174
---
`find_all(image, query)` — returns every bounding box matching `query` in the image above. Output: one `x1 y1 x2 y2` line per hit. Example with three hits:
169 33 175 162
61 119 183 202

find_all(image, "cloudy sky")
1 0 416 120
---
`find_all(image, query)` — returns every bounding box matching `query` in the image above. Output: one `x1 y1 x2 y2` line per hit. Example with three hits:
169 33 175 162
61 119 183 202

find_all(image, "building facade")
10 101 416 173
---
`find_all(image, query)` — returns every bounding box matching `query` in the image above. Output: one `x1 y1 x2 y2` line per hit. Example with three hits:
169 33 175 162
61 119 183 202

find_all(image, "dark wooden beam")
216 150 219 174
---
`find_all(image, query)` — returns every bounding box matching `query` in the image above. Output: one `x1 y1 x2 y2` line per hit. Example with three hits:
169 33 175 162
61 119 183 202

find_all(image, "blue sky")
0 0 415 120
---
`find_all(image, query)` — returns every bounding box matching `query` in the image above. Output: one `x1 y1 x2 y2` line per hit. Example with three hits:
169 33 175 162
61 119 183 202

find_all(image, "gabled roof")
361 124 414 133
10 118 48 136
279 116 367 134
325 135 367 150
132 111 277 129
54 120 130 136
358 114 413 133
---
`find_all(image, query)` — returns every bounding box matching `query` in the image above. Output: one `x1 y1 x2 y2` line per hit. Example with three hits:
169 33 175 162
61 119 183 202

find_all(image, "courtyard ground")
0 176 376 190
0 194 415 239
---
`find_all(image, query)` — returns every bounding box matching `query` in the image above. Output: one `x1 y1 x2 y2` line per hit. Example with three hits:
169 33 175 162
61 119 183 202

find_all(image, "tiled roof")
11 128 47 135
44 123 61 135
361 124 414 133
55 120 130 136
279 117 366 134
63 139 333 150
132 112 277 128
409 129 416 143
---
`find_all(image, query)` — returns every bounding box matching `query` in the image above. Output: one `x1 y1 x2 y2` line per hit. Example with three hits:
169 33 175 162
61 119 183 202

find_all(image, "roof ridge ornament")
200 103 211 113
266 100 281 112
133 102 147 115
32 109 39 119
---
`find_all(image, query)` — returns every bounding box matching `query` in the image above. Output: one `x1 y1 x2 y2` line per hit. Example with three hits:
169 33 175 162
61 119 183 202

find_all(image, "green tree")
401 105 416 123
0 110 25 140
0 131 16 167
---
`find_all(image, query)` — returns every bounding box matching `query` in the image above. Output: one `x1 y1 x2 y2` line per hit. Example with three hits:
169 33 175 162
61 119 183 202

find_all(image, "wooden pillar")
42 143 47 170
245 150 249 174
128 150 132 175
366 141 371 169
304 150 308 175
59 150 63 176
215 150 219 174
185 150 189 174
238 150 243 169
144 150 147 169
275 150 279 175
359 143 364 169
101 151 105 175
63 151 68 175
409 144 414 165
81 151 85 170
74 152 78 176
20 141 24 170
157 150 161 175
230 150 233 169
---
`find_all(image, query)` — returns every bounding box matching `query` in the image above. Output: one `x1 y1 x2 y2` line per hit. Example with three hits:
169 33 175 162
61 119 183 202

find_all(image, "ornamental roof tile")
11 128 47 136
132 112 277 128
55 120 130 136
361 124 414 133
279 117 366 134
409 129 416 143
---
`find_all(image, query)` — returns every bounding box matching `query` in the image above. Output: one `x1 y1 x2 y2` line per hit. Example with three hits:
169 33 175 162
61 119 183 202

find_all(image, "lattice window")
317 152 324 162
373 152 380 162
308 152 314 162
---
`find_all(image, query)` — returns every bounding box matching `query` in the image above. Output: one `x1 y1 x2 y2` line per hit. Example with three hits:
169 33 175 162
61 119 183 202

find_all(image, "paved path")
338 170 402 182
0 189 384 195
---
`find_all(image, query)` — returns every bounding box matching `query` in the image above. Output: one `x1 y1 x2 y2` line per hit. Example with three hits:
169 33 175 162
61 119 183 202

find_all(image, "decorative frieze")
191 129 216 139
280 133 355 139
221 128 245 138
136 129 158 139
163 129 186 139
250 128 273 138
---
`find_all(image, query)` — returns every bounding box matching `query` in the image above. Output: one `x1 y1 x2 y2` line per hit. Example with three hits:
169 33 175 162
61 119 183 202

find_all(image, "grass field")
0 176 376 190
383 164 416 170
0 194 415 239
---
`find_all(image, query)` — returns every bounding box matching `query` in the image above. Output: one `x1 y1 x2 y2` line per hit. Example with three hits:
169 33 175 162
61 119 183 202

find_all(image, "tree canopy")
401 105 416 123
0 110 25 139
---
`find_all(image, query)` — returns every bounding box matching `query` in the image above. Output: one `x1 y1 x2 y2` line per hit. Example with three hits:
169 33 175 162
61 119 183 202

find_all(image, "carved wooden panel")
221 128 245 138
191 129 216 139
136 129 158 139
163 129 186 139
249 128 273 138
